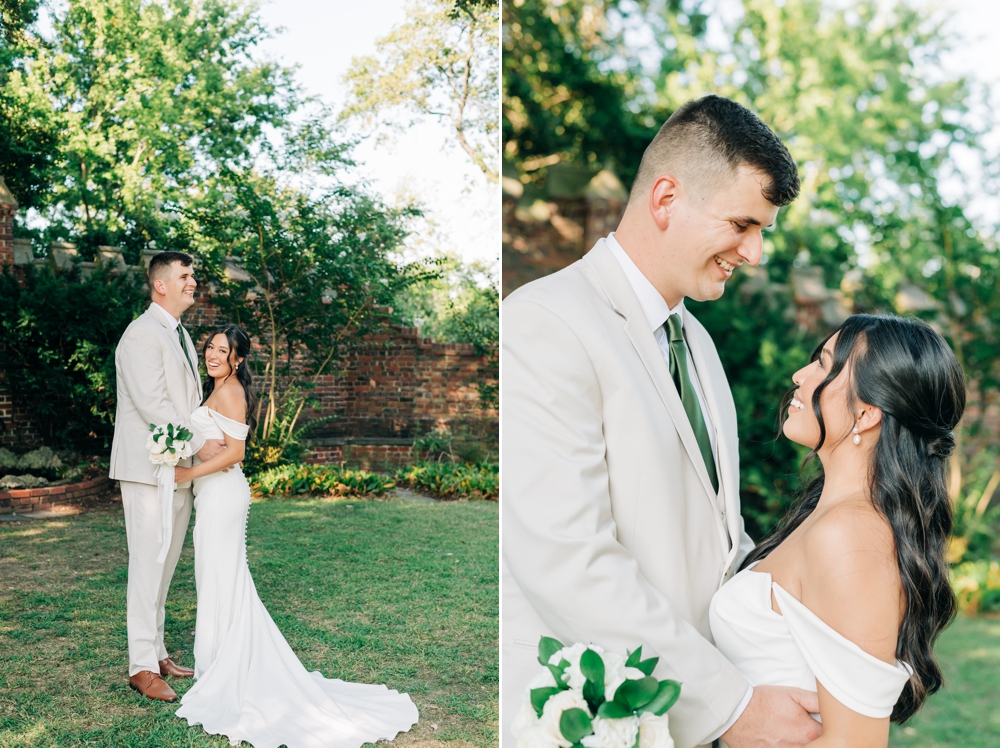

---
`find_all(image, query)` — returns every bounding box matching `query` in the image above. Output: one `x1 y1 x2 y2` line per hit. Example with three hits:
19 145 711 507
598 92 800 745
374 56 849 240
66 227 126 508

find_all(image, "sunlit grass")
0 497 498 747
889 615 1000 747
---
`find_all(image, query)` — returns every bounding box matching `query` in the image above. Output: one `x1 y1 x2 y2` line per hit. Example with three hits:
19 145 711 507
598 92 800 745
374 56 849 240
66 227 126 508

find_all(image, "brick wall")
0 476 116 515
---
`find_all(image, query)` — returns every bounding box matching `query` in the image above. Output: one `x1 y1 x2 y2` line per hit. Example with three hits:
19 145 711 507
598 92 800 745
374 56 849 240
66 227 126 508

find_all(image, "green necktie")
177 324 196 378
666 314 719 493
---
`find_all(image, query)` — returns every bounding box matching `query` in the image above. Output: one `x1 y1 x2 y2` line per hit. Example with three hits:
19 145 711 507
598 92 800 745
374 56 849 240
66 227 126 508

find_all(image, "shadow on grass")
0 496 498 748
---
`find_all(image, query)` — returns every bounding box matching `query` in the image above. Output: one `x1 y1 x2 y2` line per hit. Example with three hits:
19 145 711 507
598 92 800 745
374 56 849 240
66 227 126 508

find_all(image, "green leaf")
559 708 593 744
580 648 605 686
636 656 659 676
580 648 606 709
626 646 643 668
530 687 561 718
149 423 156 431
639 680 682 716
597 700 633 719
538 636 564 667
614 676 659 711
546 658 570 689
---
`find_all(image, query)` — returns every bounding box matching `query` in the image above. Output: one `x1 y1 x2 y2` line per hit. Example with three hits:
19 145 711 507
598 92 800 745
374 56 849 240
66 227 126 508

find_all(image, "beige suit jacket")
501 240 755 748
109 304 205 486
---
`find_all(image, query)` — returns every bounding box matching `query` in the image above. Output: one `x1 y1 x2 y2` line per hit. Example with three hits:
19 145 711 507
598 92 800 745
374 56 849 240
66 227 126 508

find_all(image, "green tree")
342 0 499 182
2 0 298 259
178 170 428 471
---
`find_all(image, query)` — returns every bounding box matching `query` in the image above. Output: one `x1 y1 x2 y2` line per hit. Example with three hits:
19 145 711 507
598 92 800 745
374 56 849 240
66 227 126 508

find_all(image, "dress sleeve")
208 409 250 440
771 584 912 718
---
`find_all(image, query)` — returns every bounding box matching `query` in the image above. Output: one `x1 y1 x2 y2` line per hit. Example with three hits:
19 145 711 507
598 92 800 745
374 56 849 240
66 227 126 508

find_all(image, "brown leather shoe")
159 657 195 678
129 671 178 702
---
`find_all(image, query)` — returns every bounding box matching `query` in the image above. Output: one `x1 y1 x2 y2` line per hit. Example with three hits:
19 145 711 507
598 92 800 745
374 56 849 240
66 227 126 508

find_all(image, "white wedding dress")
175 406 419 747
710 562 912 720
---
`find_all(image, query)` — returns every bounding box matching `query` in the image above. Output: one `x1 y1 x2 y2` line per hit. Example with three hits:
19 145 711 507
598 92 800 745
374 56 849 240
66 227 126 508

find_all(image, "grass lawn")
0 495 498 748
889 614 1000 747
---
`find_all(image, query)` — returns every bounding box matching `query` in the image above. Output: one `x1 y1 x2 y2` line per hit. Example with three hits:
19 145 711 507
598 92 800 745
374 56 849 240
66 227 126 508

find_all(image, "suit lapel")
145 305 201 394
684 314 743 568
585 243 718 502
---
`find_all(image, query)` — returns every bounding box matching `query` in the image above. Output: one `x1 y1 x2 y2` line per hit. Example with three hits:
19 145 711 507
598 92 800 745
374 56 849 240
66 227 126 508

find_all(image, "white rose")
551 643 604 690
149 450 165 465
538 689 591 747
581 715 639 748
638 712 674 748
512 699 541 739
517 724 566 748
606 665 648 702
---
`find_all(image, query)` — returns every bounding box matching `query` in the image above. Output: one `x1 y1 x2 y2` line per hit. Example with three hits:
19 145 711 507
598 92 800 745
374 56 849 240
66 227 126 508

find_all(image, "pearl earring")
852 426 861 445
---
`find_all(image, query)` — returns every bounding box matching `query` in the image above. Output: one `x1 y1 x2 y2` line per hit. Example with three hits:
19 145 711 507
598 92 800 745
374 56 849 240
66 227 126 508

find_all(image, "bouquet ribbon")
153 463 176 564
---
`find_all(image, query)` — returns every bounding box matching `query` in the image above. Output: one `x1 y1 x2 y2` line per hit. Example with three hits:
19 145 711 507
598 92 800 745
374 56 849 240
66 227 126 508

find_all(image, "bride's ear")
856 404 882 434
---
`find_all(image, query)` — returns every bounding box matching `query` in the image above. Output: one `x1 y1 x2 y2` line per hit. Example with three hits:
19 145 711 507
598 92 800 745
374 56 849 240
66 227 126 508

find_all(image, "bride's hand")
174 466 191 483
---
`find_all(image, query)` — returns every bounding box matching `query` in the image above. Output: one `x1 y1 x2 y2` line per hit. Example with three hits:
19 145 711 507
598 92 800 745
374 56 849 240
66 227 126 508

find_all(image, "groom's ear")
649 174 680 231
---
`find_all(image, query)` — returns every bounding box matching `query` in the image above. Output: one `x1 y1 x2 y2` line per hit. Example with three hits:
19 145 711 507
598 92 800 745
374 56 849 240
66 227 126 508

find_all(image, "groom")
502 96 822 747
110 251 225 702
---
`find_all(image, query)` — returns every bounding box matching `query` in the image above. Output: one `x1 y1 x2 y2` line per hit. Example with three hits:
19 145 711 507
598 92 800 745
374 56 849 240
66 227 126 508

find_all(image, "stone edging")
0 476 115 515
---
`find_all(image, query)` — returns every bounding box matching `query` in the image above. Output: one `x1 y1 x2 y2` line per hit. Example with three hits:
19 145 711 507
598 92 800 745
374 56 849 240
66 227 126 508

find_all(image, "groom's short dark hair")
630 95 799 207
147 251 194 293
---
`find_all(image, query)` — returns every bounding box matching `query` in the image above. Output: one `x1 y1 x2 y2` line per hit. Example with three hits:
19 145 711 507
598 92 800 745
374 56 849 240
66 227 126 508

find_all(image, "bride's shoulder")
798 502 902 662
209 381 248 421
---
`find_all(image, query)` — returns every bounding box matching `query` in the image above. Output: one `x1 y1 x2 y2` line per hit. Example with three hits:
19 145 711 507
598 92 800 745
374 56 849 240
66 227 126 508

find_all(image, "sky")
255 0 500 272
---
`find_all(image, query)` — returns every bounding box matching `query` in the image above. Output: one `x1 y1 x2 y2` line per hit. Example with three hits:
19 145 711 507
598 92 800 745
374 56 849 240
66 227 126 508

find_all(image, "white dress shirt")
151 301 181 330
606 232 753 743
605 233 717 457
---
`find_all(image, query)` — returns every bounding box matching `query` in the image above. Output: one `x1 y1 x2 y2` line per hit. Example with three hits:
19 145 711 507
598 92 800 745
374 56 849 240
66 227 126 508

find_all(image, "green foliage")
0 263 148 449
395 254 499 409
0 446 63 481
1 0 298 257
250 463 397 499
412 425 457 462
688 275 815 537
394 460 498 500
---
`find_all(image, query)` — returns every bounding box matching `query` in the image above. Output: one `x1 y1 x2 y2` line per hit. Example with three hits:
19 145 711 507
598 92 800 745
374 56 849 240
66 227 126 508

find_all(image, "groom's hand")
721 685 821 748
198 439 226 461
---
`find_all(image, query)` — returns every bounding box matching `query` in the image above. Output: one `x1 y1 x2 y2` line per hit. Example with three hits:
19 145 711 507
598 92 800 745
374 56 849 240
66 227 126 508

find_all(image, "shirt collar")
605 232 685 333
150 302 180 330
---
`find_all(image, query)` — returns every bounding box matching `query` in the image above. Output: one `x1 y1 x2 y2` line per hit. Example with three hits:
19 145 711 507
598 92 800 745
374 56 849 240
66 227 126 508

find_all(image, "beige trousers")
120 480 193 676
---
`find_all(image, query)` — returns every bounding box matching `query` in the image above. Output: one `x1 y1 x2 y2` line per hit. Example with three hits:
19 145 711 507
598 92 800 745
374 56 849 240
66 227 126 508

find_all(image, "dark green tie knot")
666 313 684 343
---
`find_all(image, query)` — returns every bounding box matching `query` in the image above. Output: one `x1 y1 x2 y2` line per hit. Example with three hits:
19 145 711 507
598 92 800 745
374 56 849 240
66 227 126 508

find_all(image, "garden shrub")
951 559 1000 614
0 263 148 450
0 446 64 481
251 463 396 499
394 461 498 500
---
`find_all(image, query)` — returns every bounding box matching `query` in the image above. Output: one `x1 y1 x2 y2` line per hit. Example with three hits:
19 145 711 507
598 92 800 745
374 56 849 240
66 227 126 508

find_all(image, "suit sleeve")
117 326 207 453
501 298 749 747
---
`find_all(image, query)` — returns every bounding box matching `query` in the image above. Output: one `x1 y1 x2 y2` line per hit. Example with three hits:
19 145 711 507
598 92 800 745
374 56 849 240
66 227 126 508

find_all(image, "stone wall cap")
0 176 17 208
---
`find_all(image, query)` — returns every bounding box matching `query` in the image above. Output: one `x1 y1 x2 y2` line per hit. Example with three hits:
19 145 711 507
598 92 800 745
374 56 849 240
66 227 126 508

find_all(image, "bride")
171 323 418 748
713 313 964 747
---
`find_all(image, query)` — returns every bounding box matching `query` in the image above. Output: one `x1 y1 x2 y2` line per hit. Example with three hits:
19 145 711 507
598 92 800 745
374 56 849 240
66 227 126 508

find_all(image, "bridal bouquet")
147 422 194 465
512 637 680 748
147 422 194 563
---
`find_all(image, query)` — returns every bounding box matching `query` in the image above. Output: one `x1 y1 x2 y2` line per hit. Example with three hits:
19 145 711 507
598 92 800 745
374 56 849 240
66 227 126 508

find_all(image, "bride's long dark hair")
201 323 258 443
741 314 965 723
